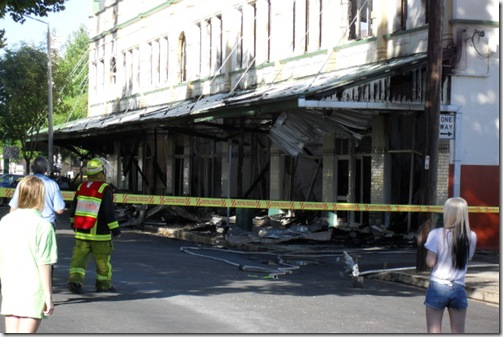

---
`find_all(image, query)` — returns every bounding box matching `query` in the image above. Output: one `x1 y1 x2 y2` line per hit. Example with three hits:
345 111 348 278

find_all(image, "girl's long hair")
443 197 471 270
17 175 45 211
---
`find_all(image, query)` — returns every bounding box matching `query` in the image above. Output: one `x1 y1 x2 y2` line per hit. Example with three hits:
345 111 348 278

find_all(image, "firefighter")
67 157 121 294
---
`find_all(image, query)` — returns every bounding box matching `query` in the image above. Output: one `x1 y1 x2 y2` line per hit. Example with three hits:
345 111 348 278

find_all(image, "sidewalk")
366 261 500 305
142 224 500 305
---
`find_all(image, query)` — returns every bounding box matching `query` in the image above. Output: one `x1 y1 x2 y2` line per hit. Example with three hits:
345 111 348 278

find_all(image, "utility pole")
416 0 444 272
47 23 54 176
26 16 54 176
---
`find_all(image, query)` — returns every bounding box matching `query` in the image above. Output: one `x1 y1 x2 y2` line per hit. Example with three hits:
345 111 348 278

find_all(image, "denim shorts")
424 280 468 310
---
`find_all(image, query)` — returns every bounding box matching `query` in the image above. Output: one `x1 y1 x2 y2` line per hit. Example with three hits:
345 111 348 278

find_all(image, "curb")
367 271 499 305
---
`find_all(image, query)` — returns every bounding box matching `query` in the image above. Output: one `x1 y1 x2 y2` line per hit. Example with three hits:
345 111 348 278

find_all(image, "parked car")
52 175 78 191
0 174 25 205
51 175 80 207
0 174 25 188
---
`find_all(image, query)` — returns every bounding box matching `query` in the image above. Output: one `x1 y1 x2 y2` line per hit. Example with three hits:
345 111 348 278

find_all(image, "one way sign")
439 114 455 139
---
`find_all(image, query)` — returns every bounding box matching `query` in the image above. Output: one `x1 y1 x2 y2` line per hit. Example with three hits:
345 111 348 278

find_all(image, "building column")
222 140 232 198
269 143 284 215
373 0 388 60
182 135 191 196
165 134 174 195
322 134 337 226
370 115 389 226
437 142 451 206
112 140 122 190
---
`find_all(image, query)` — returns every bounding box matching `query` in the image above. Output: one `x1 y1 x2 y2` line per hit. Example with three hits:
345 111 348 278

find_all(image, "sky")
0 0 91 51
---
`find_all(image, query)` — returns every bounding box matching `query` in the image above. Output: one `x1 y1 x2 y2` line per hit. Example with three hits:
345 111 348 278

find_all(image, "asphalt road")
0 208 499 333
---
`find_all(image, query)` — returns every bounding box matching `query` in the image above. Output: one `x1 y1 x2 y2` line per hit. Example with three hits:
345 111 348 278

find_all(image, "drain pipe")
452 107 463 197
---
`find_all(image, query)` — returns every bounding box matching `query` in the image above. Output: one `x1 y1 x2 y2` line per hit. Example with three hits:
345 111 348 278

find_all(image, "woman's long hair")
443 197 471 270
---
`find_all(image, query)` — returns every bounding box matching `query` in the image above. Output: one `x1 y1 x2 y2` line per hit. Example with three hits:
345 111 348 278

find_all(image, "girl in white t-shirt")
424 197 477 333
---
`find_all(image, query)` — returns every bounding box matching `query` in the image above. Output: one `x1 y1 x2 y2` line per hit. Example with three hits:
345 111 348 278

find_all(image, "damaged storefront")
35 53 457 245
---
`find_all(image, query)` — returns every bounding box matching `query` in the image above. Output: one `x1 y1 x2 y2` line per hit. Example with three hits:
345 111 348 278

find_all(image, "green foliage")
0 0 67 22
0 44 50 167
0 4 89 170
0 0 67 51
54 24 89 123
0 30 5 49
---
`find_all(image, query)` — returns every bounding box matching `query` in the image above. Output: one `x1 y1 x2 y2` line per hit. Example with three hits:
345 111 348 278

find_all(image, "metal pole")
226 142 232 225
47 24 54 176
26 16 53 176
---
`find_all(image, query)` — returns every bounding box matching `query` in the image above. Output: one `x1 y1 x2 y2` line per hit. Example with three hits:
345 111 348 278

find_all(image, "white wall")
453 0 500 21
452 64 499 166
450 8 499 167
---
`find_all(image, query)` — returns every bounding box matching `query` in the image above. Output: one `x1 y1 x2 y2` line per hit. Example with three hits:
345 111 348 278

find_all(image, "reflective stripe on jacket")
73 181 107 230
70 181 120 241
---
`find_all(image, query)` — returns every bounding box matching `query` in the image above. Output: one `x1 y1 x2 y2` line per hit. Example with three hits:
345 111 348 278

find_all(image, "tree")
0 44 54 173
0 0 67 49
0 0 66 22
49 24 89 173
53 24 89 124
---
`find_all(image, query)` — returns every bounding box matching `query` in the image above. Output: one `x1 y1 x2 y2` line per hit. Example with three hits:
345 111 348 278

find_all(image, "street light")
26 16 54 176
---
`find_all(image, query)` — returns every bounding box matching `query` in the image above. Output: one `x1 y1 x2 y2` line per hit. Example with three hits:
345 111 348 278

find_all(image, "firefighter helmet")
86 157 106 176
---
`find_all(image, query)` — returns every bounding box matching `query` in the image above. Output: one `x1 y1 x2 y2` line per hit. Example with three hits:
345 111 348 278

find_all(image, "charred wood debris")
115 204 417 249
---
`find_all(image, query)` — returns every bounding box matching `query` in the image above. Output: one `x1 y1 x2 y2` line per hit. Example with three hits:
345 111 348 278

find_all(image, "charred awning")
33 53 427 153
269 109 377 156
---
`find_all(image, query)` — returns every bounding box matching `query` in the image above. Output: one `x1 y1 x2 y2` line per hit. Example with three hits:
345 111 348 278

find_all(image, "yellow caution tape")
0 188 498 213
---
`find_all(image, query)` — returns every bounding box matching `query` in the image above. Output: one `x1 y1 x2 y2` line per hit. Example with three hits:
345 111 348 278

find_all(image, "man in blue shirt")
9 156 66 228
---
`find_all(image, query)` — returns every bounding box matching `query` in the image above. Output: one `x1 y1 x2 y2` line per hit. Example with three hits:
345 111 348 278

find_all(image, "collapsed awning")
34 53 427 152
269 109 377 156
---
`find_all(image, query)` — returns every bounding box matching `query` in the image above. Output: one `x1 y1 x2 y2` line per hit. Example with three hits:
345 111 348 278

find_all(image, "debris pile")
116 204 417 248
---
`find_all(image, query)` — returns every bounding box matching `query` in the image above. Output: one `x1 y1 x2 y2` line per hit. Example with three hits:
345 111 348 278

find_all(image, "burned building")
38 0 499 248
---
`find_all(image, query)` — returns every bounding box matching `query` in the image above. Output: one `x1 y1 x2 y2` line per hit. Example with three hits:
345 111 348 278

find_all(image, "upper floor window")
110 40 117 86
178 32 187 82
149 39 160 85
237 7 244 69
211 15 223 74
348 0 372 40
422 0 429 24
161 36 169 83
236 3 256 70
110 56 116 85
293 0 322 54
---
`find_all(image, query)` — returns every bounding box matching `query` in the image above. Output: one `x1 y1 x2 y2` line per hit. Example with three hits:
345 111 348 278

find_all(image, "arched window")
110 56 116 85
178 32 187 82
